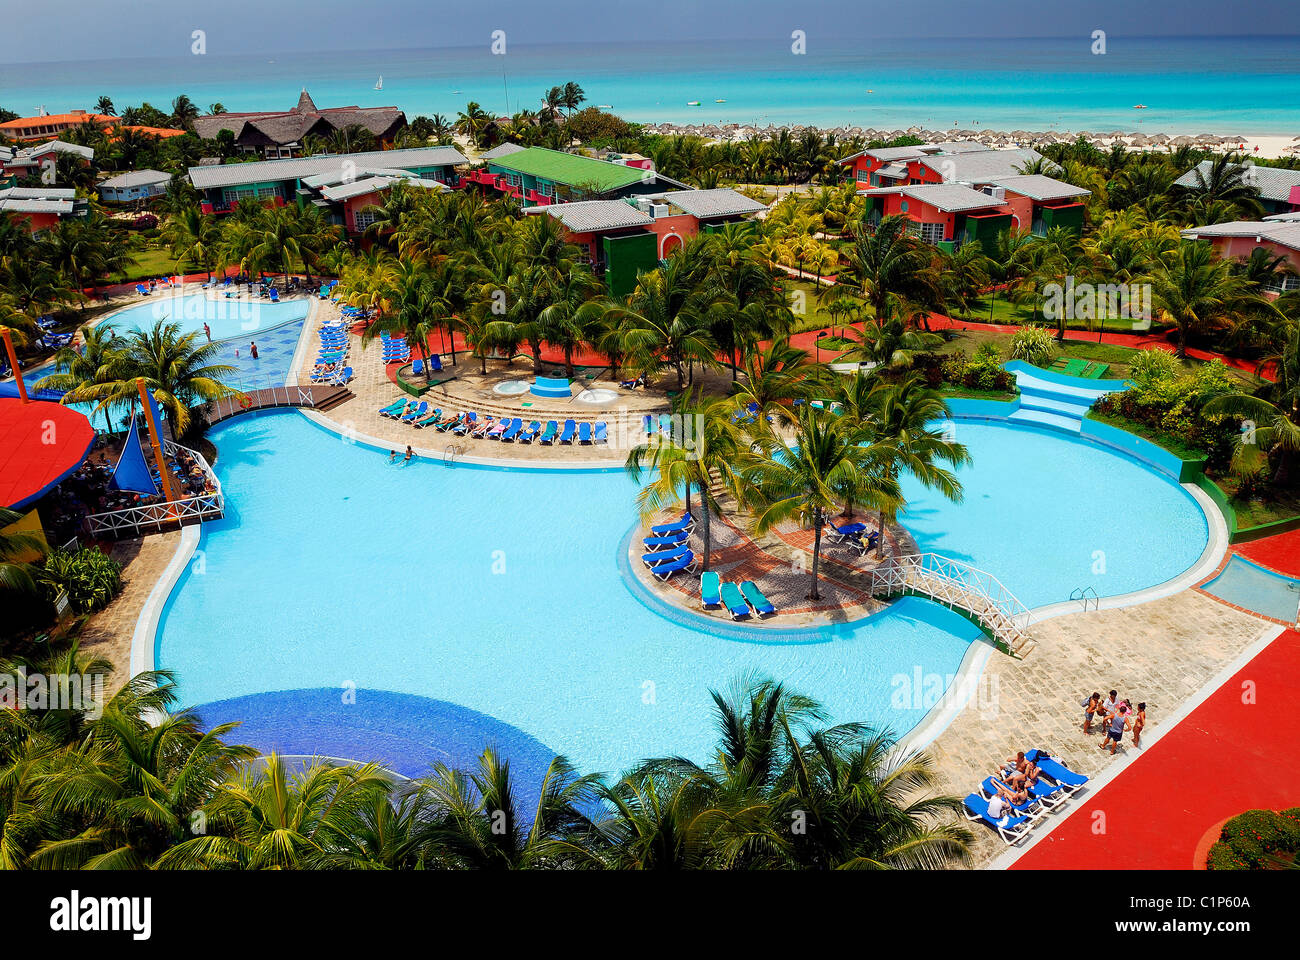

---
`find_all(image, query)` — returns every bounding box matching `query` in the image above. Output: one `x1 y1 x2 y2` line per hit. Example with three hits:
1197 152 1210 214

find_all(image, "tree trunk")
809 508 823 600
875 510 886 558
565 343 574 379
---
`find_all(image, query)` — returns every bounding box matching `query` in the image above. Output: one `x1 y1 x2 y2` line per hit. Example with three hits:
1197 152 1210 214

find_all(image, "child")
1082 692 1101 733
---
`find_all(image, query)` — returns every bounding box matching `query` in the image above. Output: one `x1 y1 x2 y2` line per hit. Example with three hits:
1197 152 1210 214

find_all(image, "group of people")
984 752 1044 822
387 446 416 464
1082 690 1146 753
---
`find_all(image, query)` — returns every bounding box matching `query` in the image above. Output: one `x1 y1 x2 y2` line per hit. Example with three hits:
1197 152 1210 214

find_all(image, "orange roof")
120 126 187 138
0 111 118 131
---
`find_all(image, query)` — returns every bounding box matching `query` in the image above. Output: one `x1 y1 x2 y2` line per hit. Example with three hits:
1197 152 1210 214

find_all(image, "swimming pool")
101 293 309 343
153 411 1210 777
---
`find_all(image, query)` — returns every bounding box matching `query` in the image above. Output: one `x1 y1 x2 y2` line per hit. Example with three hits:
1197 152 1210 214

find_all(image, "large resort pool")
151 406 1213 781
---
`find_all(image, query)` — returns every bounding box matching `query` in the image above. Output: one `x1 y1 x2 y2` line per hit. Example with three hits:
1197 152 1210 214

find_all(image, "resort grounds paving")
919 590 1271 868
1009 627 1300 870
81 530 180 696
1231 528 1300 579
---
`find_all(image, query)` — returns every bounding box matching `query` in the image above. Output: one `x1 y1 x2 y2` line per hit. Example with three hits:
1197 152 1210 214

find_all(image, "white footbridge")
869 552 1034 655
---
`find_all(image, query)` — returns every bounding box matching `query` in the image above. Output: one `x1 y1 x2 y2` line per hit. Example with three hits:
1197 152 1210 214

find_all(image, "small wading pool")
1201 556 1300 622
575 388 617 403
493 380 530 395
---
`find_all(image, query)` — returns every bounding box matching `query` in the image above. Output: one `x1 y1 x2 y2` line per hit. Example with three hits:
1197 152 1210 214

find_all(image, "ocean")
2 35 1298 136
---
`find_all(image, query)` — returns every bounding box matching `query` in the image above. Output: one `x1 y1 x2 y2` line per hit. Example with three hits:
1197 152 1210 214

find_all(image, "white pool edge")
129 523 201 724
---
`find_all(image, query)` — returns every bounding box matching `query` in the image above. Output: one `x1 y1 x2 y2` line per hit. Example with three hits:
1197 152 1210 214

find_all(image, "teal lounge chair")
538 421 559 444
700 571 721 609
739 580 776 617
719 582 752 620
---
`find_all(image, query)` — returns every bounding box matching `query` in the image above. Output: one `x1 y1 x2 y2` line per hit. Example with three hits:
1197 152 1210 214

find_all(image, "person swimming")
403 445 414 463
388 450 397 463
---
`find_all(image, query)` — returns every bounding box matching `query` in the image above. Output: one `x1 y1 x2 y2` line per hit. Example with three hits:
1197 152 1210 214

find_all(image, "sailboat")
374 75 383 91
686 100 701 106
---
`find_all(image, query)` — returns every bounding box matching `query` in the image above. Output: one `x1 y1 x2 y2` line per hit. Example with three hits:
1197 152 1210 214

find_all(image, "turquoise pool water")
156 411 1210 776
102 293 309 344
1202 556 1300 623
899 419 1209 608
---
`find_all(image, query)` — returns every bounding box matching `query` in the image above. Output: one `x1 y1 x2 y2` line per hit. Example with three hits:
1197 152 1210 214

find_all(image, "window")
224 187 256 203
856 169 870 183
919 221 944 243
900 200 909 213
535 180 554 197
354 207 381 230
257 186 280 199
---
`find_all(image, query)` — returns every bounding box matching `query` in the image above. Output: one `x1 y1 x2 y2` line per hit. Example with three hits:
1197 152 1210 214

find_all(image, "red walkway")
1011 628 1300 870
1233 530 1300 578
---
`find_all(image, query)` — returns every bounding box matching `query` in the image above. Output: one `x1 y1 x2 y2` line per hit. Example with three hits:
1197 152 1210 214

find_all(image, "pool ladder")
1070 586 1099 611
443 443 462 465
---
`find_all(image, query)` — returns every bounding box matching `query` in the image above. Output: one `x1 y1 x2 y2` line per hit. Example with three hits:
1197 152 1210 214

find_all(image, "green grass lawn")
110 246 203 283
955 293 1169 337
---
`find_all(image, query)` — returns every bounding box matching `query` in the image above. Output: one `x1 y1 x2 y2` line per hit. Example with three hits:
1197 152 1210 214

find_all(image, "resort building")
845 143 1089 246
539 187 767 295
1175 160 1300 216
186 146 467 216
1 140 94 185
467 146 687 207
97 169 173 204
0 186 87 232
1180 220 1300 293
304 172 448 236
0 109 117 141
191 91 407 160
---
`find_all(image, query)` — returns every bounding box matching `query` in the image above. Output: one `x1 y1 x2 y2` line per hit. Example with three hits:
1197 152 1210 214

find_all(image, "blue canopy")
111 416 158 496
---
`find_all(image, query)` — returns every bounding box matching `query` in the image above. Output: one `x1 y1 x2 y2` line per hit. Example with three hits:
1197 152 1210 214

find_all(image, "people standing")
203 322 211 342
250 342 259 360
1082 692 1101 733
1132 702 1147 748
1100 706 1131 755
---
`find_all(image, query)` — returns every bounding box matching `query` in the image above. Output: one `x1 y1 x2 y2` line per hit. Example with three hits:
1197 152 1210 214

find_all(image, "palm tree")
455 102 492 146
94 96 116 117
0 506 46 600
162 206 220 279
625 390 744 572
1149 240 1261 358
158 755 390 869
1178 154 1263 220
862 373 969 556
36 322 128 434
535 268 604 378
604 258 720 390
416 749 606 869
169 95 200 131
88 322 238 437
560 81 586 120
843 214 929 332
741 406 899 600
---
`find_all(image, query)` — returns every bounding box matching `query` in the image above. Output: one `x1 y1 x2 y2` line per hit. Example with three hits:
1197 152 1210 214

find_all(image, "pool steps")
1005 365 1129 435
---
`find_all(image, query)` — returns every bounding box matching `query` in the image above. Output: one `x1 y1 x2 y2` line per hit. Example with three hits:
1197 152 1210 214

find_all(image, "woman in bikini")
1132 702 1146 748
1082 692 1101 733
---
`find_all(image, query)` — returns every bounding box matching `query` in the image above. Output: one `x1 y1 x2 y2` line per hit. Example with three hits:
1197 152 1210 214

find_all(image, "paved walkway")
921 590 1270 866
1233 529 1300 578
1009 627 1300 869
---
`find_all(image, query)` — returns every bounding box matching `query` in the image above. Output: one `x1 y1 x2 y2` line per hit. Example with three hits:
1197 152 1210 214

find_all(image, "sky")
6 0 1300 63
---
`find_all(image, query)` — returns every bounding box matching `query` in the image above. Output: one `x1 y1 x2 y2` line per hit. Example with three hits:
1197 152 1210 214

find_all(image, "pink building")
1181 220 1300 293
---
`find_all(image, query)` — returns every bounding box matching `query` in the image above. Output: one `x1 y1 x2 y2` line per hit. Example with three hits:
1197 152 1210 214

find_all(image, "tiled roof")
488 147 656 192
988 174 1090 201
0 112 117 132
839 145 928 165
544 199 654 233
660 188 767 218
0 186 77 214
99 169 172 189
1181 220 1300 252
877 163 907 179
480 142 527 160
917 147 1054 183
1174 160 1300 204
319 175 446 202
863 183 1008 213
19 139 95 160
187 146 467 190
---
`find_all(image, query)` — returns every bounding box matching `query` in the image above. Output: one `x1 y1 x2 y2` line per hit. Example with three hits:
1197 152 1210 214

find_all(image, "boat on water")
375 75 383 91
597 104 613 109
1133 104 1147 109
687 100 701 106
714 98 726 103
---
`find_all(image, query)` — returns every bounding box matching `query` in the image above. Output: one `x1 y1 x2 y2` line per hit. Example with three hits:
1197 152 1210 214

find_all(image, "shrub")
1129 348 1180 386
1206 808 1300 870
939 346 1014 393
1008 326 1056 368
38 547 123 614
131 213 158 231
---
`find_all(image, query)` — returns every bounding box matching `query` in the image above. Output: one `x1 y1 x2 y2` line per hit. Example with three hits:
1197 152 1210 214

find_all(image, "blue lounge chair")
651 513 694 536
700 571 722 609
825 520 868 544
428 355 443 372
650 551 698 581
268 289 279 302
719 582 752 620
499 418 523 442
518 421 541 443
331 366 353 385
452 412 477 435
739 581 776 617
643 530 689 548
578 422 592 445
594 422 607 444
538 421 559 444
1024 752 1089 794
642 545 691 567
398 401 428 423
378 399 408 417
962 794 1032 846
485 419 509 439
557 419 577 444
978 778 1046 821
412 358 424 375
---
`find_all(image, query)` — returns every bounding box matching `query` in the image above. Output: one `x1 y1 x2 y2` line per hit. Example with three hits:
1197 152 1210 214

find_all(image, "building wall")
1210 235 1300 272
644 213 697 257
603 232 659 298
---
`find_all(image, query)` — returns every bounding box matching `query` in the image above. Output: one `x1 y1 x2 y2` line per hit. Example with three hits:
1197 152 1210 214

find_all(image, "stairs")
1007 368 1122 434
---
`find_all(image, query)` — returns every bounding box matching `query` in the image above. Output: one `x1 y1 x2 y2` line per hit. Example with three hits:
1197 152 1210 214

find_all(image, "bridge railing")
870 552 1032 650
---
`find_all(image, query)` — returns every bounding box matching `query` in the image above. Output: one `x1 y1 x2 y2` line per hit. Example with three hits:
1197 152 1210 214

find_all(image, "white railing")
870 552 1032 652
84 439 224 538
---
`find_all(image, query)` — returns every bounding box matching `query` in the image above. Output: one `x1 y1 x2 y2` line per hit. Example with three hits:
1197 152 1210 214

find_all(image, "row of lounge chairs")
962 748 1090 845
639 514 779 615
310 322 353 385
377 399 610 444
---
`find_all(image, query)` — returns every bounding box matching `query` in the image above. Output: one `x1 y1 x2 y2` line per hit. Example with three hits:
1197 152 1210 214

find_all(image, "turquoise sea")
2 35 1298 135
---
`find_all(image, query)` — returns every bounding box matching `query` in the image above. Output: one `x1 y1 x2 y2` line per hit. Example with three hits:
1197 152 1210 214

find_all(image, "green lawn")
110 246 203 283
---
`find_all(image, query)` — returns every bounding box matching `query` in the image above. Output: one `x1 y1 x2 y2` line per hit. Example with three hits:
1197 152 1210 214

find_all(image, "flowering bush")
939 343 1015 393
1206 808 1300 870
1008 326 1056 368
